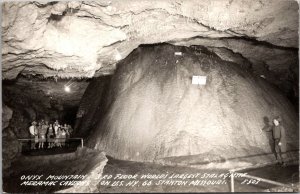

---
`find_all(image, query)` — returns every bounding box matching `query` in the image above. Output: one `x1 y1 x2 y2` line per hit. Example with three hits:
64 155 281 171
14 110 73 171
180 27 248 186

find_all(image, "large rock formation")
84 44 298 163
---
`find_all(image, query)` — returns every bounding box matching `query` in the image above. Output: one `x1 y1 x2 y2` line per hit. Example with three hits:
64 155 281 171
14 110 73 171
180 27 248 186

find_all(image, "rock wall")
2 104 19 169
85 44 298 163
2 128 19 169
3 104 13 129
2 93 44 169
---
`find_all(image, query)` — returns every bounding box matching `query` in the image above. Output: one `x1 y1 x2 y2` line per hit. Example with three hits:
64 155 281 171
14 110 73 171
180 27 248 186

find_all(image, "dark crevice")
48 13 65 22
47 8 79 22
62 105 79 126
169 36 298 51
16 73 92 82
32 1 58 8
232 36 298 51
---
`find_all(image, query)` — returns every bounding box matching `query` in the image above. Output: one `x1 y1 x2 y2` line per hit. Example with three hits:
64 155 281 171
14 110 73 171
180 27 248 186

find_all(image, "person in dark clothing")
67 124 73 137
263 116 287 166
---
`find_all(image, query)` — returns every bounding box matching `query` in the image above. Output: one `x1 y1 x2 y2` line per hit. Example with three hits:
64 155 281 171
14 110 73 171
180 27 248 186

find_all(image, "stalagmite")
80 44 298 163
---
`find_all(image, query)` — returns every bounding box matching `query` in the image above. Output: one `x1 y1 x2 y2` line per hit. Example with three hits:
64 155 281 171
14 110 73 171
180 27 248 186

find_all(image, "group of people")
29 120 73 149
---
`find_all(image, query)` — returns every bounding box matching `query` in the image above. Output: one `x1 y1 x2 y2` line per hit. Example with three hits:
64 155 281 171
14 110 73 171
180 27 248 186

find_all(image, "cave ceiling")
3 76 89 108
2 0 299 81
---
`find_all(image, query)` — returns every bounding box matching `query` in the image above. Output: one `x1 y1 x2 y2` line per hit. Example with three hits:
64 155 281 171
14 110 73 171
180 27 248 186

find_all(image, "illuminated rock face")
2 0 298 80
86 44 298 162
2 1 298 103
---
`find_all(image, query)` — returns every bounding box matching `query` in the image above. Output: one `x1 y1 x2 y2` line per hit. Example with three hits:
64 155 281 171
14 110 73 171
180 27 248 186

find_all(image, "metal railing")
229 161 296 192
17 138 84 152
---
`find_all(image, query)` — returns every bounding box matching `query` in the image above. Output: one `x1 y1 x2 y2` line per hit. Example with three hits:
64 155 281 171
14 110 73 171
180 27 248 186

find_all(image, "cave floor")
2 148 104 193
99 157 299 193
3 151 298 193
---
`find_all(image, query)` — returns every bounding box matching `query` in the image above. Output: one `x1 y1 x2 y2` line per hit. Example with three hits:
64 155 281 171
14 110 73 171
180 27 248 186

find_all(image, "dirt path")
3 148 106 193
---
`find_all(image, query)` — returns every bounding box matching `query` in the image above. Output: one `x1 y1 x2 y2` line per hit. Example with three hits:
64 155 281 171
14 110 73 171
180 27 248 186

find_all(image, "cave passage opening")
61 105 78 127
2 74 91 156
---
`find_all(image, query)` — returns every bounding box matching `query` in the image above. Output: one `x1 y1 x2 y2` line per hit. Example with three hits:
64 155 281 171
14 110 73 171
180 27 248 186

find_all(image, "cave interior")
2 0 299 193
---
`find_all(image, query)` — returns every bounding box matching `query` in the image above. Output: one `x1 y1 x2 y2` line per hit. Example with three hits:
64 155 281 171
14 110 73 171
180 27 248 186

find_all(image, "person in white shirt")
47 124 54 148
29 121 37 149
53 120 60 136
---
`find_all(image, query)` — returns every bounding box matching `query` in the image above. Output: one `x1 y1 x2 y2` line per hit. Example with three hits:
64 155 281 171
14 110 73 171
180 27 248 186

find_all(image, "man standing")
272 116 287 166
29 121 37 149
263 116 287 166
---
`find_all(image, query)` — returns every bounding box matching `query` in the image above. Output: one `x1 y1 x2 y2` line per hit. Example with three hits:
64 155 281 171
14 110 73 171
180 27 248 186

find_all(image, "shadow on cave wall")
74 76 112 138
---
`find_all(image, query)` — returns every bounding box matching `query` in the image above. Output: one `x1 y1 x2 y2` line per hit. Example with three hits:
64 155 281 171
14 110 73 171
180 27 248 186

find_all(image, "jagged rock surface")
2 128 19 169
2 104 18 170
2 0 298 80
57 149 108 193
3 104 13 129
84 44 298 163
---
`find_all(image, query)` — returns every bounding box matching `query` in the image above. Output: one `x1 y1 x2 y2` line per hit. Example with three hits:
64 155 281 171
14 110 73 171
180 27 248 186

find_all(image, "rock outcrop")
2 128 19 169
84 44 298 163
2 104 18 170
2 0 298 81
2 104 13 129
57 148 108 193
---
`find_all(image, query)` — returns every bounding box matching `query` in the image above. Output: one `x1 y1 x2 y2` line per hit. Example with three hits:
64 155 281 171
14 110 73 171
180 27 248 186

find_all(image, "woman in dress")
61 129 67 147
47 124 54 148
55 127 62 148
38 120 48 149
34 122 40 148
